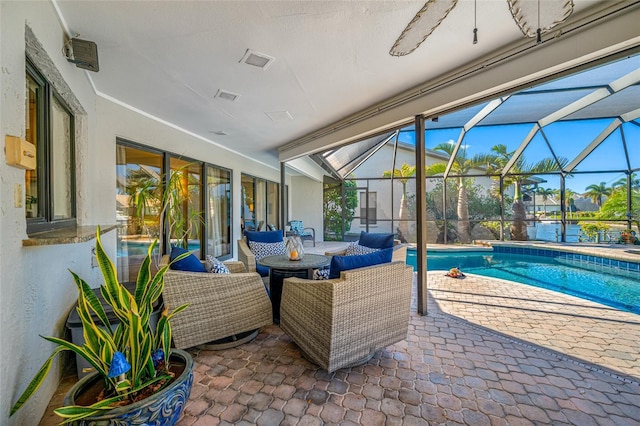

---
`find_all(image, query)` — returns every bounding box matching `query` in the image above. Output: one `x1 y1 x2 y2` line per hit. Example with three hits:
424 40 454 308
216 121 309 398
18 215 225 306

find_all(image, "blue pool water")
118 240 200 257
407 250 640 314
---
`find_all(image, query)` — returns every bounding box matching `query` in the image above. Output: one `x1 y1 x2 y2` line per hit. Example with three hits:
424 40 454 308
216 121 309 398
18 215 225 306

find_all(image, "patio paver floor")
39 263 640 425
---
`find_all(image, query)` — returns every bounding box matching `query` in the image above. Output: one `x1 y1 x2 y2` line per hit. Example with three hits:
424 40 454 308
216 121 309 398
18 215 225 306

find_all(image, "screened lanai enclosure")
313 53 640 245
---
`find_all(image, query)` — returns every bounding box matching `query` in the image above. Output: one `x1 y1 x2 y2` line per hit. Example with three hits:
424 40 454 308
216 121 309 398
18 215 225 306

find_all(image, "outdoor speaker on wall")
65 38 99 72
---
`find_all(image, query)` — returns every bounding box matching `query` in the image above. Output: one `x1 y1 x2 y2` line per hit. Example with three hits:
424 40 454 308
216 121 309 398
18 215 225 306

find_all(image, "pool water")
118 240 200 257
407 250 640 314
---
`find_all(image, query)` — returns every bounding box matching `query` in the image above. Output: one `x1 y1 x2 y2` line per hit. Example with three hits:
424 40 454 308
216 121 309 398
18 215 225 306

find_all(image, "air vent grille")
265 111 293 122
240 49 275 70
215 89 241 102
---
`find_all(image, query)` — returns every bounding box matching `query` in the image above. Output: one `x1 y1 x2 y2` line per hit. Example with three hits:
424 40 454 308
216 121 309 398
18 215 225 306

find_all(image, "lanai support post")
415 115 428 316
280 162 286 231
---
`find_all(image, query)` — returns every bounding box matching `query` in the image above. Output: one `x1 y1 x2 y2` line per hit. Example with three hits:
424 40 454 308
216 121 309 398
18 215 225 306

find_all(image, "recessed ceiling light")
215 89 241 102
239 49 275 70
265 110 293 122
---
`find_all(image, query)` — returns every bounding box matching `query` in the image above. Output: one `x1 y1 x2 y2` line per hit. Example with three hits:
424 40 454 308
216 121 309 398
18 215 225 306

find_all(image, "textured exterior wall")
290 176 323 240
0 3 103 425
0 3 282 425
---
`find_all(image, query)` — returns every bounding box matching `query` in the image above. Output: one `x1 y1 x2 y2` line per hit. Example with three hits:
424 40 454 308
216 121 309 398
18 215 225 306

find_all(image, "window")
241 174 282 231
360 192 377 225
116 140 232 282
25 59 76 233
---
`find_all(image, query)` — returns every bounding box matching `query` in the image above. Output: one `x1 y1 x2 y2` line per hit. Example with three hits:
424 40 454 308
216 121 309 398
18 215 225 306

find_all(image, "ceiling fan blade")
507 0 574 38
390 0 459 57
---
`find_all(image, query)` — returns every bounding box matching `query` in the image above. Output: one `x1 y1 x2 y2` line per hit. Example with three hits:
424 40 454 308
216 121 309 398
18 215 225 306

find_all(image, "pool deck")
38 241 640 425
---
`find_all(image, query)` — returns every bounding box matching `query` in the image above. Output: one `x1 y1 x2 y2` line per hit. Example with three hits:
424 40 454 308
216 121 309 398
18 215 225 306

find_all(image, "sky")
396 119 639 195
389 52 640 195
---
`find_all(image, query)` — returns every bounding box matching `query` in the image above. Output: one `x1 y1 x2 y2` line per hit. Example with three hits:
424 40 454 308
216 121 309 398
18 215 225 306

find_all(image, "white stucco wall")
0 2 285 424
1 2 107 424
290 175 323 241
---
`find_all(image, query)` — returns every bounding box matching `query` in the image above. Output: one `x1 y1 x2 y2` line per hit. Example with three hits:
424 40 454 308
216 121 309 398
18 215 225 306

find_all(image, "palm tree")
382 163 416 241
584 181 611 207
565 188 577 220
425 143 494 243
536 187 557 216
484 144 567 240
611 173 640 191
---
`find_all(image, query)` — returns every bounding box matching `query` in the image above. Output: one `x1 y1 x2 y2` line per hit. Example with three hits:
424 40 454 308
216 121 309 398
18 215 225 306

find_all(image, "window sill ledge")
23 225 117 247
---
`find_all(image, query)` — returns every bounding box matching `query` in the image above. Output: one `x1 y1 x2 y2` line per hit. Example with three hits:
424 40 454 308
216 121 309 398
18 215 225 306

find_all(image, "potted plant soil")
10 227 193 425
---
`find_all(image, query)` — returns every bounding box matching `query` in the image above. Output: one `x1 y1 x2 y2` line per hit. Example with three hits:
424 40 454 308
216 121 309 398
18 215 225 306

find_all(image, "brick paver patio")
173 272 640 425
40 268 640 425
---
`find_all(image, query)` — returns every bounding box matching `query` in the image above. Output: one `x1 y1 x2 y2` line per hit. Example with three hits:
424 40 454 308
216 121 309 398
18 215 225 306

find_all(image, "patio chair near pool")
280 261 413 372
324 231 408 263
286 220 316 246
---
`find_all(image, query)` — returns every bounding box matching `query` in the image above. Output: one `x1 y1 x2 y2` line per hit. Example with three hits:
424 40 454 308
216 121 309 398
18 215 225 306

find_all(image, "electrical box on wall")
5 135 36 170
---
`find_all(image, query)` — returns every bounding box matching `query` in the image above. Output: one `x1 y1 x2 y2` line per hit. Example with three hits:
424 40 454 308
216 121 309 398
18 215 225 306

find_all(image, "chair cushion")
313 268 330 280
289 220 304 234
245 230 284 243
345 242 379 256
328 247 393 279
170 246 206 273
256 264 270 277
359 231 394 249
205 255 230 274
249 241 287 260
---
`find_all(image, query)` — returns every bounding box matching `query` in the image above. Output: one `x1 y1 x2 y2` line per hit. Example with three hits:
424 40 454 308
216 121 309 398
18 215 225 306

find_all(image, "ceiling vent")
239 49 275 70
265 110 293 122
215 89 241 102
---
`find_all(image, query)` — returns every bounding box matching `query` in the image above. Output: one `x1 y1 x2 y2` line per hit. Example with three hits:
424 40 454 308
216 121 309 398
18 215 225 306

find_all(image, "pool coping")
410 241 640 279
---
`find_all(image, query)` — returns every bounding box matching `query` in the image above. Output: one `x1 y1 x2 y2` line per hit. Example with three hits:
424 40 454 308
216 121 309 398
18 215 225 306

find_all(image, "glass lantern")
286 235 304 261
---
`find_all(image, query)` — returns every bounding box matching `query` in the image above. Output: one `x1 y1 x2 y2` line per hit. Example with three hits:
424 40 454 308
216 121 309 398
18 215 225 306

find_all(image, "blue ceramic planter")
62 349 194 426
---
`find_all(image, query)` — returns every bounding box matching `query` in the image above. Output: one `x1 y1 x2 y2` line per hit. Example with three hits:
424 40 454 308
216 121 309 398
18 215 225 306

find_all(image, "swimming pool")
118 240 200 257
407 249 640 314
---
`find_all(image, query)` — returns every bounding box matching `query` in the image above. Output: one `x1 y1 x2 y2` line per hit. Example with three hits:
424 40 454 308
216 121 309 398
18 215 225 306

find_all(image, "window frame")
26 58 77 234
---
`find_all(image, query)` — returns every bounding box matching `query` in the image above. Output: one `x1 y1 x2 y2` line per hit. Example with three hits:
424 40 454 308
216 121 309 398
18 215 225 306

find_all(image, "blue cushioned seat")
328 247 393 279
245 230 284 276
358 231 394 249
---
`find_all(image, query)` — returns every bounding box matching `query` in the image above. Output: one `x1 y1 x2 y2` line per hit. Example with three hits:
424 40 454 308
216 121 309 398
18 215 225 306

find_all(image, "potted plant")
10 227 193 424
132 164 203 257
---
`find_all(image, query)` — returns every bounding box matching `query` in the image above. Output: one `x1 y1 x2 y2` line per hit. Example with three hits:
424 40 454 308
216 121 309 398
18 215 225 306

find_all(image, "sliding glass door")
116 139 232 282
116 144 163 282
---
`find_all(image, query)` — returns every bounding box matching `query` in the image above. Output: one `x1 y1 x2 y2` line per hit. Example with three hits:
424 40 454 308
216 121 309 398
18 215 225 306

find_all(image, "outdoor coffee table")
258 254 330 324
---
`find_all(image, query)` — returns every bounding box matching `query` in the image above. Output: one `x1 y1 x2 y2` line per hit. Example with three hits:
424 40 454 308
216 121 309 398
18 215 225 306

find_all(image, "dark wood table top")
258 254 330 270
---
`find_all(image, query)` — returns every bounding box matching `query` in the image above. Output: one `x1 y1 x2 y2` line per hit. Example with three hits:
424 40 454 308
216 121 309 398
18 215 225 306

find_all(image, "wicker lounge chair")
280 261 413 372
237 230 285 281
238 237 259 275
324 241 408 263
161 256 272 349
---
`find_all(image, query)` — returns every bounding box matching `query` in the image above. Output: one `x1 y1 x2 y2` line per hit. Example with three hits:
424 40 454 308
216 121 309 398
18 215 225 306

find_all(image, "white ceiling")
55 0 603 169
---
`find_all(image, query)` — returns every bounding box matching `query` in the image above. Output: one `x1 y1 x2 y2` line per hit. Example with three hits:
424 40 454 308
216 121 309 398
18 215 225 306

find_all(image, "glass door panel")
116 145 163 282
169 157 202 255
266 181 279 230
206 166 231 257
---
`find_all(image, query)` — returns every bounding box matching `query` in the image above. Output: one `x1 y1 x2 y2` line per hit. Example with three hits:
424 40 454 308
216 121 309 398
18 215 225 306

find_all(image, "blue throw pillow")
170 246 206 273
358 231 394 249
244 230 284 243
328 247 393 279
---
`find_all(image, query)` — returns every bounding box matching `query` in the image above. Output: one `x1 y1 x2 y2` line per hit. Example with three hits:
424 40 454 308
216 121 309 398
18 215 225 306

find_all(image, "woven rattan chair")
237 237 258 274
324 241 408 263
161 255 272 349
280 261 413 372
